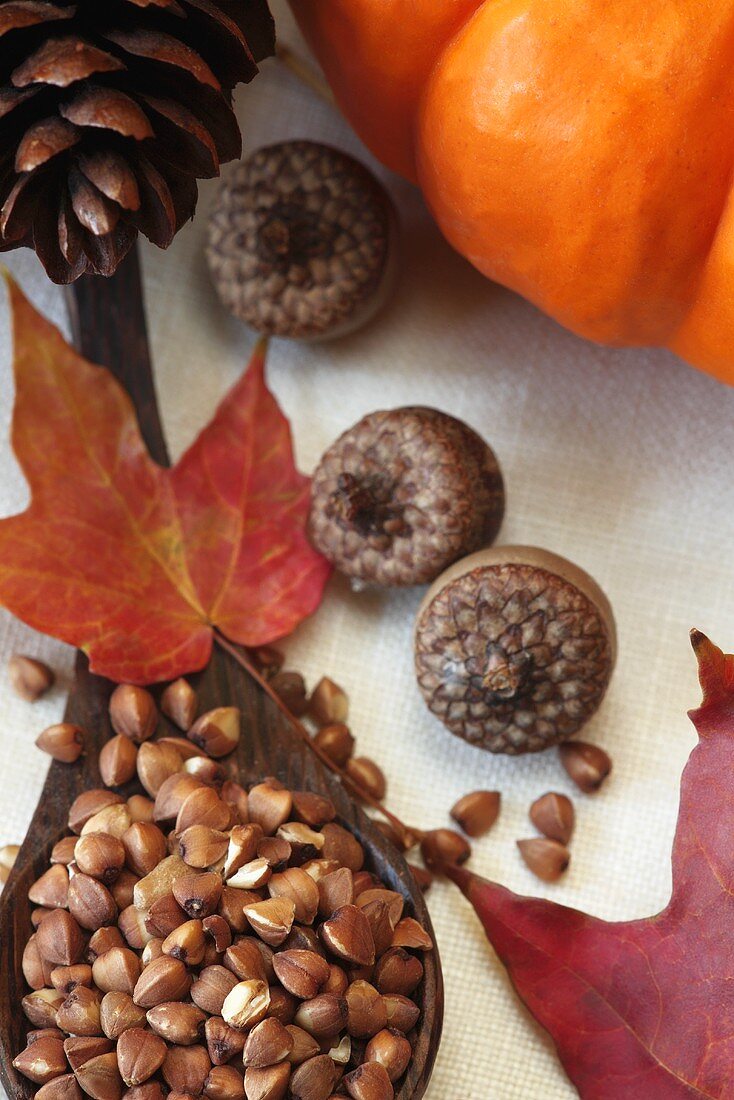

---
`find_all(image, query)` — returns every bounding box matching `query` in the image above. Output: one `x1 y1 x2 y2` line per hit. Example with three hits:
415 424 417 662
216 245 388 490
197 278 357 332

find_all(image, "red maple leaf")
448 630 734 1099
0 278 331 684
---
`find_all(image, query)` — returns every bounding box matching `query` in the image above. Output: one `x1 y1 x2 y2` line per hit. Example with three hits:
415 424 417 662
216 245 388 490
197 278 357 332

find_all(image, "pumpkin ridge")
293 0 734 386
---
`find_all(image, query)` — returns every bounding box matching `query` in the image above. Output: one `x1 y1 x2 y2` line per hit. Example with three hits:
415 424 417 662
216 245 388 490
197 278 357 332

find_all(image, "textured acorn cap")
206 140 398 340
308 407 505 586
414 546 616 754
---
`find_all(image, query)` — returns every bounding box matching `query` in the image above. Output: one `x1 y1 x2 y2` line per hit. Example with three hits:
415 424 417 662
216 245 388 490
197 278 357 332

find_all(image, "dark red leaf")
448 630 734 1099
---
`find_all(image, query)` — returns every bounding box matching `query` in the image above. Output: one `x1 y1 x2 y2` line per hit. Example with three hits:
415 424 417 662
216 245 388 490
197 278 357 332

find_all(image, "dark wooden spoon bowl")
0 248 442 1100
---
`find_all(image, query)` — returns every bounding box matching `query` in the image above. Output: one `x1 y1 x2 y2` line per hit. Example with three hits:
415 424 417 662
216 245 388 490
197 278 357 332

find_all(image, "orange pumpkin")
291 1 734 384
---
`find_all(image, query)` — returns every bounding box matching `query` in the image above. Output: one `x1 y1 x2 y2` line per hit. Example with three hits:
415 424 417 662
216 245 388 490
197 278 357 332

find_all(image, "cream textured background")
2 5 734 1097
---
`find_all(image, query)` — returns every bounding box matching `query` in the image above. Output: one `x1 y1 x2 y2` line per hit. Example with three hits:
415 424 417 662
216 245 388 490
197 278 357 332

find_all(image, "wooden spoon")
0 247 443 1099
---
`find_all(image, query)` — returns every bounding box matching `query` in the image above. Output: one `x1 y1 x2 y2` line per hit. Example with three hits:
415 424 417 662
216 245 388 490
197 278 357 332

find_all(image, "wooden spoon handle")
59 245 172 794
64 245 168 466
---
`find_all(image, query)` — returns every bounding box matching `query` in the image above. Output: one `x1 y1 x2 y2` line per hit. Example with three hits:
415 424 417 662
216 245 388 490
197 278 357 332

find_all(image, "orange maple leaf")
0 278 331 684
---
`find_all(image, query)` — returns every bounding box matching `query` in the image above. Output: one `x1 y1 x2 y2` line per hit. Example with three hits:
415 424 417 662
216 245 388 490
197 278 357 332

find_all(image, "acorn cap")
206 140 397 340
308 407 505 586
414 546 616 754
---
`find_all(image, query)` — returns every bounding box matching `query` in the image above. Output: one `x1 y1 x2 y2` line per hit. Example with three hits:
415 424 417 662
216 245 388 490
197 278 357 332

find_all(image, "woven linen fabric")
2 4 734 1097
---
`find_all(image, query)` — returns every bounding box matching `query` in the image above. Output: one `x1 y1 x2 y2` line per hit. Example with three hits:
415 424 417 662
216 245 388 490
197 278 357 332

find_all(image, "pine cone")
0 0 274 283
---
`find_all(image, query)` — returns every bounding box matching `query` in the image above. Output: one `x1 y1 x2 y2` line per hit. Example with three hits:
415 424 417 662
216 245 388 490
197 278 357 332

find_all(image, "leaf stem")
213 630 422 850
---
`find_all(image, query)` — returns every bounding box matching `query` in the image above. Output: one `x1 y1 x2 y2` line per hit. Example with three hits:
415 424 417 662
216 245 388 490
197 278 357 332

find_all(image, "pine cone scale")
16 115 79 172
35 200 87 283
60 87 154 140
13 38 126 88
184 0 256 77
58 199 83 261
0 0 274 281
83 221 137 276
70 167 120 235
0 86 37 121
79 150 141 211
167 84 241 162
127 0 185 11
104 29 220 91
141 96 220 177
218 0 273 63
0 3 71 35
131 156 177 245
1 173 36 240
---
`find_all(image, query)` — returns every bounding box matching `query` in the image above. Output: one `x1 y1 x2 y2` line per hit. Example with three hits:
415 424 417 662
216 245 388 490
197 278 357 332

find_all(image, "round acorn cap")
206 140 398 341
308 406 505 587
414 546 617 755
